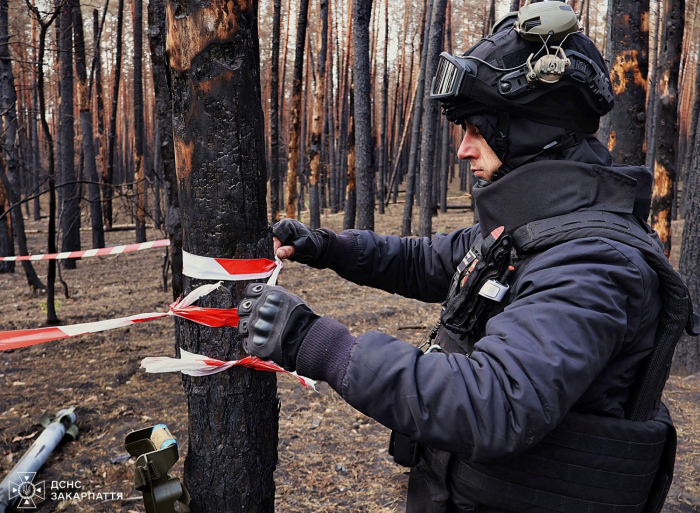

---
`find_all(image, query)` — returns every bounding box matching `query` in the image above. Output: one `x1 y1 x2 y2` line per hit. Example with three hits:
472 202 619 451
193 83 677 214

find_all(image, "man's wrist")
296 317 357 393
314 230 358 274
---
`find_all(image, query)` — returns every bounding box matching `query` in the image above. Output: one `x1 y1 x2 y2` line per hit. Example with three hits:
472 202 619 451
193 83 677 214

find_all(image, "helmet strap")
495 111 510 161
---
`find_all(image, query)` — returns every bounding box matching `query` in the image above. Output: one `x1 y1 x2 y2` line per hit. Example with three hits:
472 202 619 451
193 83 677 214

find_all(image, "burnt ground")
0 190 699 513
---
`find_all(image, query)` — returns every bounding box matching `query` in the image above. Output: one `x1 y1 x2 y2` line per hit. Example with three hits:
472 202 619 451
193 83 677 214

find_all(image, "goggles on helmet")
430 53 477 101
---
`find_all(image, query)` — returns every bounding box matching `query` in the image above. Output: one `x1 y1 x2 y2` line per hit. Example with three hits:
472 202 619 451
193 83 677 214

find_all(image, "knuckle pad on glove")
245 282 266 297
251 294 282 348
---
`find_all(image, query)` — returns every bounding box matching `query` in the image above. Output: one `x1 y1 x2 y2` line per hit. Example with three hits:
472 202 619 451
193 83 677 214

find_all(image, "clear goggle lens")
432 56 461 98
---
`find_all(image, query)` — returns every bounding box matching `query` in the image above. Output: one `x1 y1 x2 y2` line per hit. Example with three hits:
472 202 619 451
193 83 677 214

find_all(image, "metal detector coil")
125 424 190 513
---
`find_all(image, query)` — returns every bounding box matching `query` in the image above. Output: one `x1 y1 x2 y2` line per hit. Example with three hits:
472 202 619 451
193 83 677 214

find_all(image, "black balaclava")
466 112 612 182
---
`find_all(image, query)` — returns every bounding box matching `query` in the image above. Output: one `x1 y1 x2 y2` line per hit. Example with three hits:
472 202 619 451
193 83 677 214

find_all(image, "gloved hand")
238 283 320 371
272 219 330 266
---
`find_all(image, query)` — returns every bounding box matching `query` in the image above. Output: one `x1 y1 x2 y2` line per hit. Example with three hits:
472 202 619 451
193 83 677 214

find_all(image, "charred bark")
674 110 700 375
439 118 450 213
0 0 44 289
308 0 329 229
58 0 80 269
269 0 282 222
600 0 649 164
402 0 430 237
104 0 125 227
286 0 310 219
0 165 14 272
352 0 374 230
148 0 181 299
166 0 278 510
93 8 107 198
73 0 105 250
344 80 356 230
133 0 147 242
25 0 59 319
650 0 684 257
418 0 447 238
377 0 388 216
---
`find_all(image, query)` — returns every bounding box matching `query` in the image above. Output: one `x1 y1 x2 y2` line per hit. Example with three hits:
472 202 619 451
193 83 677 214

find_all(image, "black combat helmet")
430 1 615 179
431 2 614 134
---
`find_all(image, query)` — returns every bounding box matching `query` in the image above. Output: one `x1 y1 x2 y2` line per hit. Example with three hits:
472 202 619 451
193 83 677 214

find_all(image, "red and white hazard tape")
182 250 281 282
0 282 234 351
0 239 170 262
141 349 316 389
0 249 309 386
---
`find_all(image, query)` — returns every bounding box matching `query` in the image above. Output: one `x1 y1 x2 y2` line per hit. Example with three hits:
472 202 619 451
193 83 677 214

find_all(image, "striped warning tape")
182 250 281 282
0 239 170 261
0 249 308 385
0 282 234 351
141 350 316 389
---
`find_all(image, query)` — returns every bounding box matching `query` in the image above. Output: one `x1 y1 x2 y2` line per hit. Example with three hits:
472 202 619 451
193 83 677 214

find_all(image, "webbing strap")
456 462 648 513
501 454 658 492
542 427 666 461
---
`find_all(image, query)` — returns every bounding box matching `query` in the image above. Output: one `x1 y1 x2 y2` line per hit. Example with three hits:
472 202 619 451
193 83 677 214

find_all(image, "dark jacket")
296 160 662 463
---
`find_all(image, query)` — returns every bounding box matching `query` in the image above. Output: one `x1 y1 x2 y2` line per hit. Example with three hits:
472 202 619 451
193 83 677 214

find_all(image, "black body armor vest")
399 211 699 513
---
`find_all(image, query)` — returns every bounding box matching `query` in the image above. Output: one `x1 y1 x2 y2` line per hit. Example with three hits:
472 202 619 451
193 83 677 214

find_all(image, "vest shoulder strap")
512 210 699 421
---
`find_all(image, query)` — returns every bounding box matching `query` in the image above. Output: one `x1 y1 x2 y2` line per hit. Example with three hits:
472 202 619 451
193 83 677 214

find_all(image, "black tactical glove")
272 219 331 267
238 283 320 371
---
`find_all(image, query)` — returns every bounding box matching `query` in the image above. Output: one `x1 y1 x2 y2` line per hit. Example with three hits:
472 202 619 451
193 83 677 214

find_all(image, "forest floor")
1 189 699 513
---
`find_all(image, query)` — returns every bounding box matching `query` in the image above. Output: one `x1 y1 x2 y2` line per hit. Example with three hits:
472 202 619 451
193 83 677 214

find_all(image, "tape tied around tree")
140 349 316 389
182 250 282 282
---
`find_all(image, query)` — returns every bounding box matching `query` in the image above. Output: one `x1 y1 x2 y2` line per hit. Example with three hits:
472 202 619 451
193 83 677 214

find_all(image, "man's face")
457 121 503 181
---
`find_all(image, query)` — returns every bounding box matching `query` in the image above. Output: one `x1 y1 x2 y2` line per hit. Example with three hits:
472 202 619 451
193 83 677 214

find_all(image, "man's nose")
457 131 479 161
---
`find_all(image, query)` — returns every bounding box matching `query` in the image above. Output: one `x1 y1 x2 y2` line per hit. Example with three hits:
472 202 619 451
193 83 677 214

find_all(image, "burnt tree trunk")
148 0 181 299
0 0 44 289
104 0 125 228
58 0 80 268
165 0 278 510
353 0 374 230
73 0 105 249
25 0 59 318
133 0 147 242
377 0 388 215
30 14 41 222
402 0 430 237
269 0 282 222
600 0 650 164
418 0 447 238
674 110 700 375
286 0 310 219
650 0 684 257
344 80 356 230
93 8 107 201
0 166 14 272
482 0 495 36
439 118 450 213
308 0 329 229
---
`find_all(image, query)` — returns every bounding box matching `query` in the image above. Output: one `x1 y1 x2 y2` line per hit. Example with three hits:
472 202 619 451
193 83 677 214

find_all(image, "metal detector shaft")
0 408 78 513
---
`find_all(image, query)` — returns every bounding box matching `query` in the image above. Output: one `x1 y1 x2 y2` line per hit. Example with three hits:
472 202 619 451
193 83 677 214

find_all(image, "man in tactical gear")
238 2 698 512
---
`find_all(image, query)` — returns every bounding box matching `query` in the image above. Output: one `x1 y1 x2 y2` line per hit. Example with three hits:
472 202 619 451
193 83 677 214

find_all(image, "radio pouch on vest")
125 424 190 513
